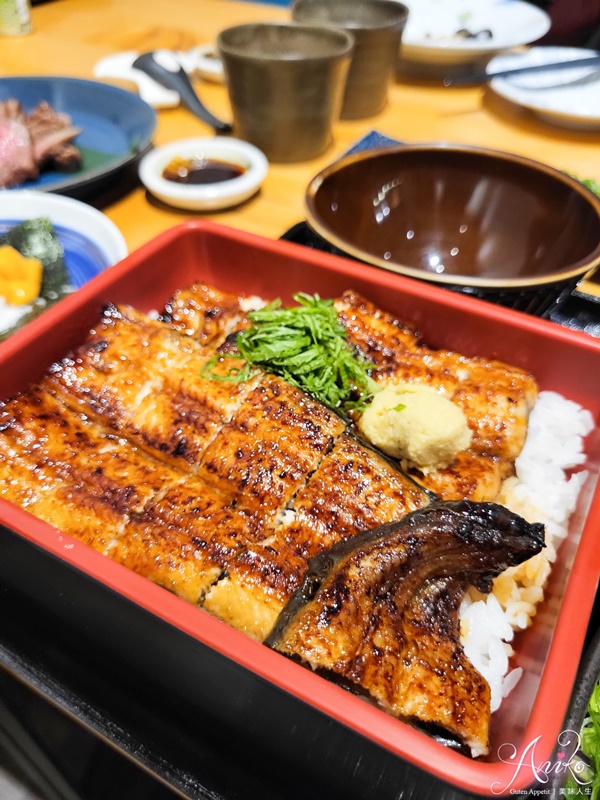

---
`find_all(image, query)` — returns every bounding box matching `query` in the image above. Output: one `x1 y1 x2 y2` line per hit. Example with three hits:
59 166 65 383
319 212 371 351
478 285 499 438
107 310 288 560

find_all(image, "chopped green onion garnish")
200 353 259 383
579 177 600 197
202 293 375 412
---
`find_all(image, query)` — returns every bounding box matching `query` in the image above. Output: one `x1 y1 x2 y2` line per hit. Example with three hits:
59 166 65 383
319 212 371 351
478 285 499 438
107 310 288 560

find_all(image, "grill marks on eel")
267 501 544 757
45 303 259 470
0 283 543 754
0 290 431 640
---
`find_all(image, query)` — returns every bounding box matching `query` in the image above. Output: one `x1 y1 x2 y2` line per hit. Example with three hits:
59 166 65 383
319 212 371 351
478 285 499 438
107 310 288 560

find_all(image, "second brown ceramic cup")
292 0 409 120
217 23 354 163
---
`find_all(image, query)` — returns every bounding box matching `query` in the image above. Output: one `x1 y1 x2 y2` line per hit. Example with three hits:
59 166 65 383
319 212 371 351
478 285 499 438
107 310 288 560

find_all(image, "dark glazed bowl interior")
304 145 600 289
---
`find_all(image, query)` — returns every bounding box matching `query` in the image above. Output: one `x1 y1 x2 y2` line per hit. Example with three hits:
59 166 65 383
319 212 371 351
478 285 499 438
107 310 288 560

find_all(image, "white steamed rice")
459 391 595 713
0 297 31 334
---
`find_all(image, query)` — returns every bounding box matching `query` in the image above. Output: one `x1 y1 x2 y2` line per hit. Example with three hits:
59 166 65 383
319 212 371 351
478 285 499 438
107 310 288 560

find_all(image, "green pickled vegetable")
0 217 70 342
0 217 69 299
565 683 600 798
579 177 600 198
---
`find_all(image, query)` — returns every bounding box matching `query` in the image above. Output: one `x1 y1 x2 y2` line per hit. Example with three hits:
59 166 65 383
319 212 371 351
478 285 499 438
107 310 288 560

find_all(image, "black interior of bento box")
1 529 599 800
0 522 501 800
0 220 599 800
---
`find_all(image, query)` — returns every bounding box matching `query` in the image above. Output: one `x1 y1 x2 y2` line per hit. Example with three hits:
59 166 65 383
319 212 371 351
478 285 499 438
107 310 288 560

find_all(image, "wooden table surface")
1 0 600 296
0 6 599 798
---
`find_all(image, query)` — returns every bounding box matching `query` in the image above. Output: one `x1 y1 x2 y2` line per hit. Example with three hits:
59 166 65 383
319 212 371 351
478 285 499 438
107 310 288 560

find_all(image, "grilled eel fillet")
0 283 541 753
165 284 539 501
267 501 545 757
336 290 539 498
0 298 431 641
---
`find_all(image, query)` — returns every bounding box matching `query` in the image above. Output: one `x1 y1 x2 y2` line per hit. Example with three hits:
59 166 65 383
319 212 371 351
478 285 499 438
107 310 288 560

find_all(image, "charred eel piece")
267 500 545 757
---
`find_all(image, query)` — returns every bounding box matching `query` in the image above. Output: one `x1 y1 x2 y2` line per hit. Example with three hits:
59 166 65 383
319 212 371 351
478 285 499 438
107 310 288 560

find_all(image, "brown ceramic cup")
217 23 354 163
292 0 409 120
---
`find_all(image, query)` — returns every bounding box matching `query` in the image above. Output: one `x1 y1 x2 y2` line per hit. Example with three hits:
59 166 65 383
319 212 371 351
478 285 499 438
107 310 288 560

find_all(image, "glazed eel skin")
267 501 544 757
0 296 431 638
0 283 543 756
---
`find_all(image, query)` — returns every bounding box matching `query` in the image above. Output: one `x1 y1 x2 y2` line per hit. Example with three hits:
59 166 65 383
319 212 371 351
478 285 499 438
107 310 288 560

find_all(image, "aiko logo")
490 730 593 795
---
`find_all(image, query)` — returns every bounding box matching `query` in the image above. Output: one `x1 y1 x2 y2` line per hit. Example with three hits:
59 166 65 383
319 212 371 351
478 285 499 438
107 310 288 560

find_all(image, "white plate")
139 137 268 211
489 46 600 129
0 191 127 340
399 0 550 67
94 45 225 110
0 191 127 271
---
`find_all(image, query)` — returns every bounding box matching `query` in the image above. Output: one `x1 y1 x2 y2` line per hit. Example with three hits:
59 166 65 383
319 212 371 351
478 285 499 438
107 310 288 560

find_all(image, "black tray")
2 521 598 800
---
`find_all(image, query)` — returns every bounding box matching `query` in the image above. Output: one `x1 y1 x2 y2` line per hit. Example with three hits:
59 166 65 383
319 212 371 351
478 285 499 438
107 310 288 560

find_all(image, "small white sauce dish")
138 137 269 211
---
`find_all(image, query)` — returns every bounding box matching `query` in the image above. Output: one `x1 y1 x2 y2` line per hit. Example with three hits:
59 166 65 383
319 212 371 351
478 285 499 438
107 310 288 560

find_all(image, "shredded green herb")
392 402 407 412
202 293 375 412
565 683 600 798
579 177 600 198
200 353 259 383
567 173 600 199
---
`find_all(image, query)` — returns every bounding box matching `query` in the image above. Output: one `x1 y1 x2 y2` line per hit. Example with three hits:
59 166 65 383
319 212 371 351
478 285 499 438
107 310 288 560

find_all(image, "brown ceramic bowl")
304 144 600 311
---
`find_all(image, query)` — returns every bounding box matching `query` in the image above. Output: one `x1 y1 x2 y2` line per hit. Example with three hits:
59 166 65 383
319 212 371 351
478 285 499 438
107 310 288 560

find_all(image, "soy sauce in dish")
162 157 246 185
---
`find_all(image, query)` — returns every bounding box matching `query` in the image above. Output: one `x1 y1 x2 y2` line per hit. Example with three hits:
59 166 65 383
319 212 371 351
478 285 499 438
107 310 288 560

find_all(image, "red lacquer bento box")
0 219 599 798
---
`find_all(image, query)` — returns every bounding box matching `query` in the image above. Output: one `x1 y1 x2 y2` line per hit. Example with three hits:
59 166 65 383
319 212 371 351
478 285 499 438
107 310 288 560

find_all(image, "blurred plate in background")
0 190 127 343
398 0 550 78
489 46 600 129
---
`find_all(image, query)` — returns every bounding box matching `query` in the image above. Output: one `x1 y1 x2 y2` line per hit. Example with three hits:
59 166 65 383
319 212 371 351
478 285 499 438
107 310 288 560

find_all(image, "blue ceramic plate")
0 76 157 196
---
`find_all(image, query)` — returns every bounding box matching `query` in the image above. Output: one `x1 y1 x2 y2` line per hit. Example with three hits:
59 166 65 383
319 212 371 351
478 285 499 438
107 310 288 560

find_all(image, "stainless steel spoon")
132 50 232 132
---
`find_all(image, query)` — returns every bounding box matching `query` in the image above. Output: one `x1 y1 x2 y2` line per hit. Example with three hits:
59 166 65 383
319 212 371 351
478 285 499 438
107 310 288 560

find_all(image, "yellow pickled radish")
0 245 43 305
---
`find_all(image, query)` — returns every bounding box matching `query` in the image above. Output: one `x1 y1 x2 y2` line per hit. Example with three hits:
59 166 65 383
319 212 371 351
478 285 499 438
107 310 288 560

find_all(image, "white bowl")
0 190 128 340
0 190 128 269
399 0 550 73
138 137 269 211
